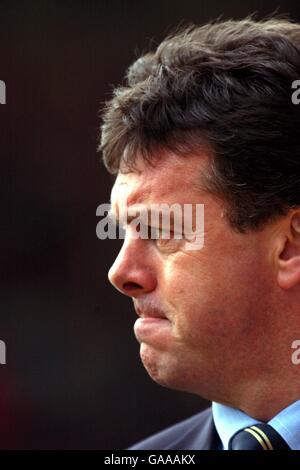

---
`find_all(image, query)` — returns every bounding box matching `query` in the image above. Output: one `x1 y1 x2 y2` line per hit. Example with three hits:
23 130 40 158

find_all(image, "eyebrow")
107 208 142 225
107 207 183 231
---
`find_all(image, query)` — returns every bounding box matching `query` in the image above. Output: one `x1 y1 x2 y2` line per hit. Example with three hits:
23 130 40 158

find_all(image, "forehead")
110 151 209 211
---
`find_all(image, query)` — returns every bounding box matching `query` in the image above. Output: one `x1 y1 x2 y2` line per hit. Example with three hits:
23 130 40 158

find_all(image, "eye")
147 226 183 252
147 226 174 239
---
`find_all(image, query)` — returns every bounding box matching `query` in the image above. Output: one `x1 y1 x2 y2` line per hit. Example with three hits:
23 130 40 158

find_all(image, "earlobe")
277 214 300 290
278 257 300 290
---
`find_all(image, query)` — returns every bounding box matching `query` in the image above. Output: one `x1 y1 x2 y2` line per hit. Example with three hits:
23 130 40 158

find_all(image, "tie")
228 423 290 450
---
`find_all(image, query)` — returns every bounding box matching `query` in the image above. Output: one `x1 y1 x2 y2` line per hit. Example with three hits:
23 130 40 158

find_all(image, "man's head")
100 17 300 420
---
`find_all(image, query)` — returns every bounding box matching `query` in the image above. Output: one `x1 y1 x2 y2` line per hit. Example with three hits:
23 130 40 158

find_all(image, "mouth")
134 305 171 345
136 306 167 320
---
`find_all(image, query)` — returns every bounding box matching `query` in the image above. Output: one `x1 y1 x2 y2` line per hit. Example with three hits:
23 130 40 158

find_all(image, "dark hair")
99 16 300 231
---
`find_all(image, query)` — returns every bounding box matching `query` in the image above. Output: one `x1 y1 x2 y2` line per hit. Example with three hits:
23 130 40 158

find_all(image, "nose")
108 236 157 298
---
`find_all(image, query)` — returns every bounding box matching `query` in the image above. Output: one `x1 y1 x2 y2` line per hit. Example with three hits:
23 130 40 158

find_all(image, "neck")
230 373 300 421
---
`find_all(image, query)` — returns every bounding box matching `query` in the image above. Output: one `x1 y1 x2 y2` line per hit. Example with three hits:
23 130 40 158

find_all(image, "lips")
134 305 171 345
136 305 167 320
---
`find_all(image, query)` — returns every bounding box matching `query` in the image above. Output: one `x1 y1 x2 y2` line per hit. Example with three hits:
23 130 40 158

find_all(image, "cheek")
162 254 257 348
163 268 218 348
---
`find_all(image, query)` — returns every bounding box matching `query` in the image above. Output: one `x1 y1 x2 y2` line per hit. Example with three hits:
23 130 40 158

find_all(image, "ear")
277 212 300 290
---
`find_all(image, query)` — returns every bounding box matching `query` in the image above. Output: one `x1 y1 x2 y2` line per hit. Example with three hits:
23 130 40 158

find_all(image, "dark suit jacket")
128 407 221 450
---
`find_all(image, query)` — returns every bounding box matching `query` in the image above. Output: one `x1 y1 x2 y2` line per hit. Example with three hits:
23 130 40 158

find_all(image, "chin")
139 342 193 392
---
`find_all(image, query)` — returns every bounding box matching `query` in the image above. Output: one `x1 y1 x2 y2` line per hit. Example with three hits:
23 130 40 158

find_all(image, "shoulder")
127 407 214 450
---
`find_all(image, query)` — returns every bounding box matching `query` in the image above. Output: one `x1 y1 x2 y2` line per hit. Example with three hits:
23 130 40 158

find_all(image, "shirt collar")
212 399 300 450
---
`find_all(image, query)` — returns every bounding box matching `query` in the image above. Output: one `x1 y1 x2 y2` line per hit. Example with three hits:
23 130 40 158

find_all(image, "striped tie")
228 423 290 450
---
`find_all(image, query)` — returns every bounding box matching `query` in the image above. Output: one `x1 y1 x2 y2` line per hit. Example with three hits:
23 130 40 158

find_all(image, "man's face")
108 150 277 405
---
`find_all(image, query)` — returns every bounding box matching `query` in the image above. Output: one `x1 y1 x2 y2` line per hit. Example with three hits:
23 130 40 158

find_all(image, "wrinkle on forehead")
110 150 211 211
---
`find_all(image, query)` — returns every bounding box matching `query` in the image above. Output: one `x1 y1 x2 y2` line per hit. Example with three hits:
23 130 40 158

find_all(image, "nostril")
123 282 141 290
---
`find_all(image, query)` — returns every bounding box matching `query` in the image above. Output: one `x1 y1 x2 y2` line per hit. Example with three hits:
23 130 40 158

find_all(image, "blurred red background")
1 0 299 449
